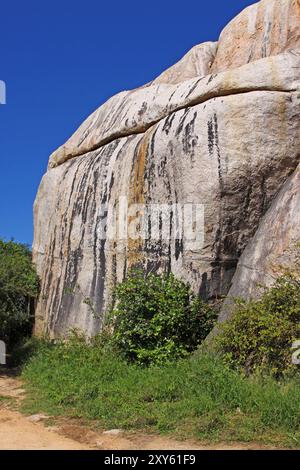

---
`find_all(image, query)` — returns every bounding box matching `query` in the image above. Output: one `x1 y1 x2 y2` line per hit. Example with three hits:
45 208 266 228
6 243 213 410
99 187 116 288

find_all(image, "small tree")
0 239 39 347
110 270 216 366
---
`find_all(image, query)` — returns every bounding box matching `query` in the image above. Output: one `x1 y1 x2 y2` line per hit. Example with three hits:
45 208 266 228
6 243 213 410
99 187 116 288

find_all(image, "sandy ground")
0 374 278 450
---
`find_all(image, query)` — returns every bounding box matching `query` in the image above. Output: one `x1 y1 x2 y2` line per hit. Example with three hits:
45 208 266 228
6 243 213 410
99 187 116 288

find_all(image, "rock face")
219 163 300 323
33 0 300 337
150 42 217 85
211 0 300 73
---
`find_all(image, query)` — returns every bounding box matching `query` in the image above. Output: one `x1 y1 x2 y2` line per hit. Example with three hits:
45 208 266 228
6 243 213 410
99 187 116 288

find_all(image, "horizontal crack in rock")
49 87 296 169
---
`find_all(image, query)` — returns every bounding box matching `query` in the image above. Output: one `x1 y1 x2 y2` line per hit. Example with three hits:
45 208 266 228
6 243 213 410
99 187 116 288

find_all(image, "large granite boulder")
33 0 300 337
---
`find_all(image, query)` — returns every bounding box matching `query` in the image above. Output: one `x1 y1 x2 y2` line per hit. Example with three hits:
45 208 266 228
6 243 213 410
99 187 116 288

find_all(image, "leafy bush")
0 239 39 347
109 270 216 366
215 275 300 377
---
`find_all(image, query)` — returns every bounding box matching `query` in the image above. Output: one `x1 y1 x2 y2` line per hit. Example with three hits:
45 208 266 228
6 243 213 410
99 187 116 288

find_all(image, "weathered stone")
103 429 123 436
211 0 300 73
34 0 300 337
48 51 299 169
151 42 217 85
34 80 300 335
27 414 49 423
219 163 300 323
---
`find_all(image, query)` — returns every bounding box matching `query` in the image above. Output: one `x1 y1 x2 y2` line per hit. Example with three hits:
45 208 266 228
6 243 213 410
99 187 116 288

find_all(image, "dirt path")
0 374 277 450
0 409 91 450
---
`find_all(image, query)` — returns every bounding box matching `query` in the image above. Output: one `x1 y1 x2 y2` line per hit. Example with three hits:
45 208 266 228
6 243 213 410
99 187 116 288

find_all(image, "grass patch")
0 395 12 402
0 395 16 410
21 337 300 447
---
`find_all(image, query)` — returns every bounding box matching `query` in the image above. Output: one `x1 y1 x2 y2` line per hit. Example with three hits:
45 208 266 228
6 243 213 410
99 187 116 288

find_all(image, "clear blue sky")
0 0 255 245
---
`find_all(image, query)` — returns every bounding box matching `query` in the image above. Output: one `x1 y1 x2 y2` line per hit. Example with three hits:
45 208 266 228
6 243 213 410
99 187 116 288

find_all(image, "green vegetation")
109 270 216 366
0 395 15 409
215 274 300 377
22 335 300 447
2 254 297 447
0 239 39 348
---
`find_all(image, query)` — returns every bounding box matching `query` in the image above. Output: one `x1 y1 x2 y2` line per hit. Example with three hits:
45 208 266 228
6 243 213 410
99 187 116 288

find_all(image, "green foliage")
0 239 39 346
22 335 300 446
215 275 300 377
109 270 216 366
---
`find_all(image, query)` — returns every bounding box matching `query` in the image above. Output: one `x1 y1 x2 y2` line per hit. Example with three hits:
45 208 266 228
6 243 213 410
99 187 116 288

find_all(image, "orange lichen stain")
127 128 154 268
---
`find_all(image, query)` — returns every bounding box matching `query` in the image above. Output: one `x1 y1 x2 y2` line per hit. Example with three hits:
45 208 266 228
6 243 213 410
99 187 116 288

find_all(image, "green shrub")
0 239 39 347
215 275 300 377
109 270 216 366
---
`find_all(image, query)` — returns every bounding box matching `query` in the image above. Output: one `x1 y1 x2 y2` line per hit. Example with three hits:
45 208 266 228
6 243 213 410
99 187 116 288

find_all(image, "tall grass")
22 336 300 446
